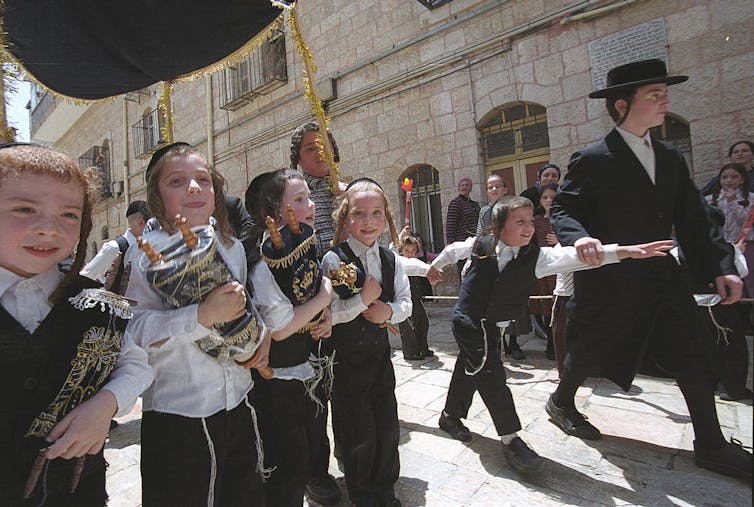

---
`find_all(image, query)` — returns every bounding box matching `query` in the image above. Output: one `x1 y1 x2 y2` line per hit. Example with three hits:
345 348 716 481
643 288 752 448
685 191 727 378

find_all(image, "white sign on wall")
588 18 668 90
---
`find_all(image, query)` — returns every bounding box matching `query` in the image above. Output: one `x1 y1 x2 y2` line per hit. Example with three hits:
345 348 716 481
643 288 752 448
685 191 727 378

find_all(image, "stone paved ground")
105 302 753 506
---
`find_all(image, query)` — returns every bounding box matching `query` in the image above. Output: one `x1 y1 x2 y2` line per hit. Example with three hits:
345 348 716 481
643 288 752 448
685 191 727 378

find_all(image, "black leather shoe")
545 394 601 440
439 413 472 442
502 437 543 474
424 349 435 357
403 352 425 361
305 474 341 505
694 438 752 481
719 387 753 402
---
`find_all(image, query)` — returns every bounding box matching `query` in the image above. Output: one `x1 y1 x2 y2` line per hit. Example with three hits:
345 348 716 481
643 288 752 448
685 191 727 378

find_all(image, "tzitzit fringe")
69 289 133 320
260 233 316 269
304 351 334 415
244 397 275 481
287 4 341 193
706 306 732 346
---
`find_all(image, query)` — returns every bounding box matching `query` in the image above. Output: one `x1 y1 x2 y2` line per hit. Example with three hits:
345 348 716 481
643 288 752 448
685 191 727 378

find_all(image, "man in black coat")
546 59 750 481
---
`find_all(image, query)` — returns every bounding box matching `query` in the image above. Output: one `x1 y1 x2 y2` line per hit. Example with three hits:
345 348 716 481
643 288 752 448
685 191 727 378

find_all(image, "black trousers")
248 373 314 507
555 300 725 448
332 346 399 507
398 296 430 356
698 304 749 396
444 315 522 436
140 401 265 507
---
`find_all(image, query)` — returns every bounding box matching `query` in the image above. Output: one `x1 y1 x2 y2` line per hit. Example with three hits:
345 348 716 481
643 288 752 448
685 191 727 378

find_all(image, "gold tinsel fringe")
260 232 317 270
158 80 174 144
288 4 341 193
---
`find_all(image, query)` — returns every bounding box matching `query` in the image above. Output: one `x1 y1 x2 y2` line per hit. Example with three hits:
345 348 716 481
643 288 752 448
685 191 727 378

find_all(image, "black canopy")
3 0 289 100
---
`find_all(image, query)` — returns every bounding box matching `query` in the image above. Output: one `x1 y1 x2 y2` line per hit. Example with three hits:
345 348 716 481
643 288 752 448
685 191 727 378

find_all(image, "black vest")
330 243 396 362
0 276 127 504
455 235 540 323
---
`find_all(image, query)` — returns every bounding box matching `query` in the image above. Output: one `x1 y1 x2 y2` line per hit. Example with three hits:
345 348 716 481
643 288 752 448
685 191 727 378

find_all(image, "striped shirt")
302 171 344 257
445 194 480 244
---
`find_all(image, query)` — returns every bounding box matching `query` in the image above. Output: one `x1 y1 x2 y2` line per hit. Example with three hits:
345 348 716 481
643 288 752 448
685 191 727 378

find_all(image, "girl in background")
530 183 559 360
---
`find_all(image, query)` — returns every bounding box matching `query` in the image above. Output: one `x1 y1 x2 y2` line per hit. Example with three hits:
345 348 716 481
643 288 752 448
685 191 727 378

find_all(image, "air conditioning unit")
112 180 124 196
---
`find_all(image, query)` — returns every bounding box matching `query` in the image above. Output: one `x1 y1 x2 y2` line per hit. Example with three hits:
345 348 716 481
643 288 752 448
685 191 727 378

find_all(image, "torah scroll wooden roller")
286 204 301 235
265 216 284 250
175 215 198 250
138 238 163 265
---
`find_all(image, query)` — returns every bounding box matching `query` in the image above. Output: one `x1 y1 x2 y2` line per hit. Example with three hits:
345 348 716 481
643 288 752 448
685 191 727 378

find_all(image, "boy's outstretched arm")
615 240 675 259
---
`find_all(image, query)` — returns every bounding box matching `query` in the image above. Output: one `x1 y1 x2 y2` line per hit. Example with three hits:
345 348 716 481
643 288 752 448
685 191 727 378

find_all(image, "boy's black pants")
332 345 399 507
444 315 522 436
141 401 265 507
248 373 314 507
398 296 429 356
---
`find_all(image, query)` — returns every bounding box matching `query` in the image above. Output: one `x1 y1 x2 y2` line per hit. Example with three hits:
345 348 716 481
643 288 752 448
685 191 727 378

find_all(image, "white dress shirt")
81 229 137 282
430 236 620 278
0 265 153 417
125 226 252 417
616 127 656 184
322 236 413 326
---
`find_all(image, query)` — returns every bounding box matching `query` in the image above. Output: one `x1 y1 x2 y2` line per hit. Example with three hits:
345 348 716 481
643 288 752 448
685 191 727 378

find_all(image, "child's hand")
735 237 746 254
715 274 742 305
198 281 246 327
238 329 271 370
45 390 117 460
546 233 558 246
617 239 674 259
311 308 333 339
362 300 392 324
426 266 444 285
360 275 382 306
574 237 604 265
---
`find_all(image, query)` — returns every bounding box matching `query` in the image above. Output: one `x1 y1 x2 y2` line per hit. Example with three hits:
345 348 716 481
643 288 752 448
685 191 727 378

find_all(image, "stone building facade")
29 0 753 263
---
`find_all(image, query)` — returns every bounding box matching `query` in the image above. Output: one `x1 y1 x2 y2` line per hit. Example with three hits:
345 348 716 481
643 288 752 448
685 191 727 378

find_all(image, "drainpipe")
122 98 130 207
467 61 485 201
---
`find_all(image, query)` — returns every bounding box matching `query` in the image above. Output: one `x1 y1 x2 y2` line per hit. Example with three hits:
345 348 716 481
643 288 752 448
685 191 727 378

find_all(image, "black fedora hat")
589 59 688 99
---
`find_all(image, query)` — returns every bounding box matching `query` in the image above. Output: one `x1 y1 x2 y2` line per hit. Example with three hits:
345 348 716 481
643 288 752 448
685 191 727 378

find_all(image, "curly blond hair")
331 180 400 247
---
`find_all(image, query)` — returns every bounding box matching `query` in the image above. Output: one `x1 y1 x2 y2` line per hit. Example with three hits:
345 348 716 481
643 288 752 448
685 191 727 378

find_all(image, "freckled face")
498 206 535 247
345 191 386 247
0 173 84 277
158 154 215 228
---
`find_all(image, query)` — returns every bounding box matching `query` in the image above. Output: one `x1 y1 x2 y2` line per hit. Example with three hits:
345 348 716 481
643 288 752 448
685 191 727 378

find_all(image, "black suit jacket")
550 129 735 389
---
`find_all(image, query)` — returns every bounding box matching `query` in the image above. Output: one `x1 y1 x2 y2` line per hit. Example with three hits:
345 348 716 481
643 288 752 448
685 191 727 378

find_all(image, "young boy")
427 195 672 474
0 143 152 505
547 59 751 480
398 236 434 360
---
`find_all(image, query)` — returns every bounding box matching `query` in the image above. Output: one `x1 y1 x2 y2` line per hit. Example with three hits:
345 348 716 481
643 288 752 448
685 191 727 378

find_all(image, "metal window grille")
132 108 164 158
220 35 288 111
79 144 112 198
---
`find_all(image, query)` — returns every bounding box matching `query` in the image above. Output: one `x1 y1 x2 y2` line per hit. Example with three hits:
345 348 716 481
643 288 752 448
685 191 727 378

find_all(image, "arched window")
479 102 550 194
650 113 692 168
399 164 444 253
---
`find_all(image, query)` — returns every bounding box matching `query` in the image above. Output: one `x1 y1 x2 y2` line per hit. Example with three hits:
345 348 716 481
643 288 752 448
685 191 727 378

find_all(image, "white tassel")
707 306 732 346
200 418 217 507
244 398 275 481
465 318 490 376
